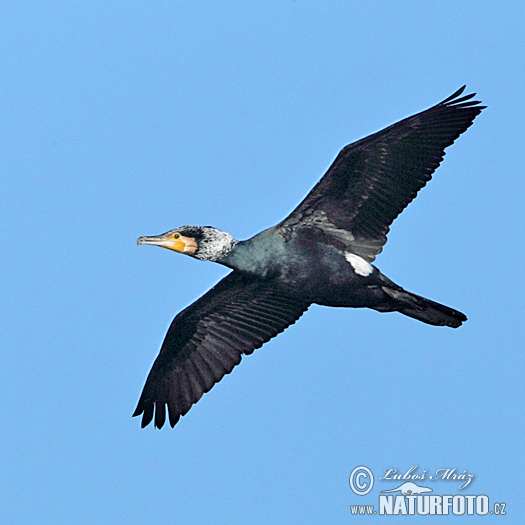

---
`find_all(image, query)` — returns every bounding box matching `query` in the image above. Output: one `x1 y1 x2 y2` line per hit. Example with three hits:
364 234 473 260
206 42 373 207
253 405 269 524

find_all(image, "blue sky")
1 2 524 523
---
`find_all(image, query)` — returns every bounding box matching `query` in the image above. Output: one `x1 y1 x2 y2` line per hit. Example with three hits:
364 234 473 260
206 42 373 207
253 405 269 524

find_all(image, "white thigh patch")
344 252 373 276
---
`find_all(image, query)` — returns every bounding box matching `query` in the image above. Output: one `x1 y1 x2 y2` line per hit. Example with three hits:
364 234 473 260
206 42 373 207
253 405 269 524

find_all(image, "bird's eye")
173 233 180 240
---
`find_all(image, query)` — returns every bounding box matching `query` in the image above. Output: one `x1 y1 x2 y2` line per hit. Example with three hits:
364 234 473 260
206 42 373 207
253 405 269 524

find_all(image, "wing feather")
278 86 485 261
133 271 309 428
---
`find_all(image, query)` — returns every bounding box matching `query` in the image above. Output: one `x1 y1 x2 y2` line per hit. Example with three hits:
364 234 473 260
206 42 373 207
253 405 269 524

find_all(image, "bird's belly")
274 250 384 307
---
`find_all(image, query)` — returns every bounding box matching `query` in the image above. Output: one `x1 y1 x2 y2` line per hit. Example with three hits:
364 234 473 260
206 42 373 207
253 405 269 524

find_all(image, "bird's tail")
381 287 467 328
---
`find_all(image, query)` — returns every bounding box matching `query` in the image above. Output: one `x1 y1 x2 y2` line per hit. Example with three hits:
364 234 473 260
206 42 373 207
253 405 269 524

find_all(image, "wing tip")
133 400 175 429
439 85 486 110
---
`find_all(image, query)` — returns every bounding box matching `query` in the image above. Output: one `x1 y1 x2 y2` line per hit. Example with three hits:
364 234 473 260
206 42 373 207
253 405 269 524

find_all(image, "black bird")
134 86 484 429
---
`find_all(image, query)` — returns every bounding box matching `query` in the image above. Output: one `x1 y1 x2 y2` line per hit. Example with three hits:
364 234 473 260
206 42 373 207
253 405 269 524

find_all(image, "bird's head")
137 226 237 262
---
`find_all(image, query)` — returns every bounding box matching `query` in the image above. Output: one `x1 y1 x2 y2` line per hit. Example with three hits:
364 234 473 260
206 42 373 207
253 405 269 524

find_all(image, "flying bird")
134 86 484 429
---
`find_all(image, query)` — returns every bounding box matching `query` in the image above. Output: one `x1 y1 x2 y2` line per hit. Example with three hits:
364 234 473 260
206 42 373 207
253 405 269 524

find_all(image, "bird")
134 86 484 429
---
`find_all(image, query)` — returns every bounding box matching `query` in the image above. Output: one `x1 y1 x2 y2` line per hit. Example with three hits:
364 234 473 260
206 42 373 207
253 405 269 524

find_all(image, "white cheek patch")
181 236 198 254
344 252 373 276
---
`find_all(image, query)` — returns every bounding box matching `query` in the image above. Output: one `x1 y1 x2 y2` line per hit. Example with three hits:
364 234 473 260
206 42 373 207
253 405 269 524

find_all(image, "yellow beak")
137 234 186 253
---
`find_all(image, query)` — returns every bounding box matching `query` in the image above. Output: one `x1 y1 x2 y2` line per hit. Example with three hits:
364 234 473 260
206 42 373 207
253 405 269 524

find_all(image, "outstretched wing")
133 271 310 428
278 86 485 261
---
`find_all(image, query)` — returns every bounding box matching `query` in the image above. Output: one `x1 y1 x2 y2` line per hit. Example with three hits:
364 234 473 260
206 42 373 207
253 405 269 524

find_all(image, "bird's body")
225 228 383 307
134 87 485 428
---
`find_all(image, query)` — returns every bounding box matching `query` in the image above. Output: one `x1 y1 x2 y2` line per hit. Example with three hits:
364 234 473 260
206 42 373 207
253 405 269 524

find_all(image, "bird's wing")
277 86 485 261
133 271 310 428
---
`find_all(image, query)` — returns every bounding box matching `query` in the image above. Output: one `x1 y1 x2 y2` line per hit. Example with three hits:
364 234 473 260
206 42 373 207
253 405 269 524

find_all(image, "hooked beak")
138 235 162 246
137 233 197 255
137 234 184 252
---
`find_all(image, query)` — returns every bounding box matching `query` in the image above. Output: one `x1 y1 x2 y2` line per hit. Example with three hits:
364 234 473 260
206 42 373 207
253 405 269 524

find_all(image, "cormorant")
134 86 484 429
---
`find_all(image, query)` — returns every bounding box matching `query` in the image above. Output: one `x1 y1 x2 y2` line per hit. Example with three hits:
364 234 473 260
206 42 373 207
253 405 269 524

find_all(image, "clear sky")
1 2 524 523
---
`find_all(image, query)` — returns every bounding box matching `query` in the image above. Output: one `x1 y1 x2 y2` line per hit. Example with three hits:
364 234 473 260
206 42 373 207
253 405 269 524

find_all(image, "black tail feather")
382 287 467 328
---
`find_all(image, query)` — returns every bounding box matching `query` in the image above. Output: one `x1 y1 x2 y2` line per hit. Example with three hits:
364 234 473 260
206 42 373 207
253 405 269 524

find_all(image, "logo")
348 465 507 517
349 466 374 496
381 481 432 496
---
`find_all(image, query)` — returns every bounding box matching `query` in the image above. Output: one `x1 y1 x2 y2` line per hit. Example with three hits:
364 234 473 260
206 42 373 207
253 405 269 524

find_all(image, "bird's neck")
219 228 284 277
